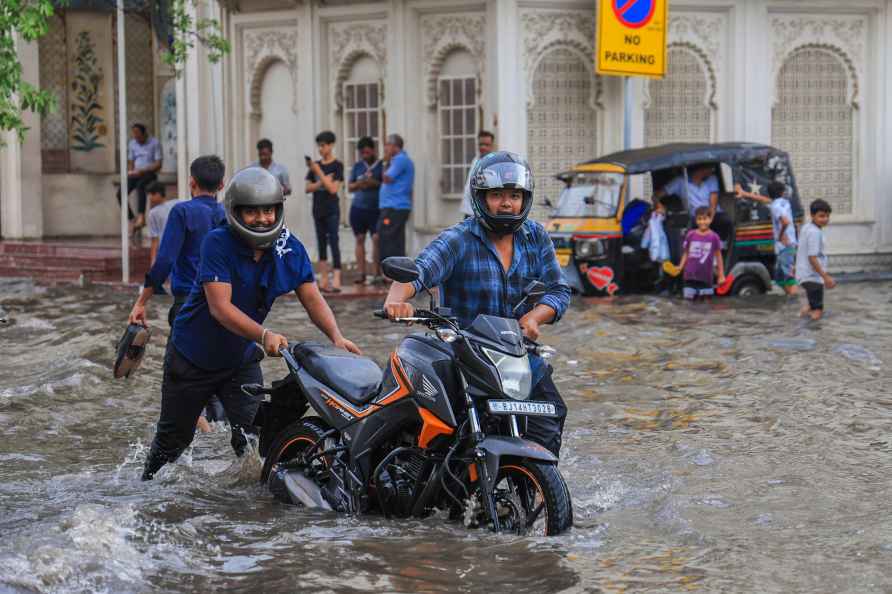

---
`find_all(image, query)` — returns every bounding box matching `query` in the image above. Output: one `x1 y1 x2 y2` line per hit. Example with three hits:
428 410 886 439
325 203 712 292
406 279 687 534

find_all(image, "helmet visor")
472 163 534 193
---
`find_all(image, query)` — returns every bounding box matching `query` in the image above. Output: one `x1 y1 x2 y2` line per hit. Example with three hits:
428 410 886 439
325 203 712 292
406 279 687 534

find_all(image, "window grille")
438 76 478 197
342 81 382 172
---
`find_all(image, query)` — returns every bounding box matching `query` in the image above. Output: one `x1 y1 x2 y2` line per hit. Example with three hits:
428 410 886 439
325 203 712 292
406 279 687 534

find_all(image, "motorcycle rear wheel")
260 417 329 483
483 460 573 536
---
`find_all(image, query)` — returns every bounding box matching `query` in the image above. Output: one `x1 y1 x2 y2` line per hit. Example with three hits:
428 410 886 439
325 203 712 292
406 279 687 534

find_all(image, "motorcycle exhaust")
269 466 333 510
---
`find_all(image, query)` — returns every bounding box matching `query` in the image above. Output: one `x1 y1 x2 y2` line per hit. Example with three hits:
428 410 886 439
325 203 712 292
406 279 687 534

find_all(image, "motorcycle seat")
292 343 383 405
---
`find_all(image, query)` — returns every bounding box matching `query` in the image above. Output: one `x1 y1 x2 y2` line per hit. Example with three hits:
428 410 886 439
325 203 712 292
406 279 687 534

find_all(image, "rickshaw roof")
576 143 790 175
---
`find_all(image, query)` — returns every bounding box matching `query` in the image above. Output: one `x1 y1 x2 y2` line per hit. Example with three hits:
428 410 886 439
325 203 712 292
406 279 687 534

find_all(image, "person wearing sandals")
347 136 383 286
305 131 344 293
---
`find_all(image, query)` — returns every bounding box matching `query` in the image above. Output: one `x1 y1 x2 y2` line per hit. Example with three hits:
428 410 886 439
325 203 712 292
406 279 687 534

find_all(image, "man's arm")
129 209 186 323
383 157 403 184
150 238 160 264
709 191 719 216
807 255 836 288
295 282 360 353
383 230 458 319
735 184 771 204
383 281 418 319
204 282 289 355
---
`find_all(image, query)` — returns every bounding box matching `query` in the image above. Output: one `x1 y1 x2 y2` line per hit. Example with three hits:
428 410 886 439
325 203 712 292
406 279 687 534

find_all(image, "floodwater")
1 279 891 593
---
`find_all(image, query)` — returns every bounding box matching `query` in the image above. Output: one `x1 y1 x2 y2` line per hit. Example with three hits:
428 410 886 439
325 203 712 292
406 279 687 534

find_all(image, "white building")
3 0 891 272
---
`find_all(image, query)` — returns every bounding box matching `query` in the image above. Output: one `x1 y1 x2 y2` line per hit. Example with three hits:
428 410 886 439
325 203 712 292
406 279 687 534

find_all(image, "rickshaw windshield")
554 173 623 218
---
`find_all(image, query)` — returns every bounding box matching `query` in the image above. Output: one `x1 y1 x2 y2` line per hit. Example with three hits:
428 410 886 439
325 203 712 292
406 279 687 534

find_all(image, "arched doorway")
526 47 598 221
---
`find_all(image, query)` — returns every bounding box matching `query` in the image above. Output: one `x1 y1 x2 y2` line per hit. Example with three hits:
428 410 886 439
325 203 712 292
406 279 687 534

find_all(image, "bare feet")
196 416 212 433
809 310 823 321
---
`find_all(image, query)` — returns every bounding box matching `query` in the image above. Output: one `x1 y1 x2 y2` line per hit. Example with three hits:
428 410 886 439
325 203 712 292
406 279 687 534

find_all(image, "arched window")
772 48 854 214
437 49 479 197
342 54 382 171
526 47 597 220
644 46 712 146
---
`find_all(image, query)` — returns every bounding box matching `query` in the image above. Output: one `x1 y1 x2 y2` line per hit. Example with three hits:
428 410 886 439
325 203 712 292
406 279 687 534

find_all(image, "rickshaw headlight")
574 238 604 259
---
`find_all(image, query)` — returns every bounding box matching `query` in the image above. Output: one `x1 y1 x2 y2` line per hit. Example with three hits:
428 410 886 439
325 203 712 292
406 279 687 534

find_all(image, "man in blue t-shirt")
142 167 361 481
348 136 383 284
377 134 414 261
129 155 227 328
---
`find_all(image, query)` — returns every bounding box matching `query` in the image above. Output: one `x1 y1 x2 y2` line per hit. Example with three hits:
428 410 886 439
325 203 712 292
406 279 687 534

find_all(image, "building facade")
3 0 892 272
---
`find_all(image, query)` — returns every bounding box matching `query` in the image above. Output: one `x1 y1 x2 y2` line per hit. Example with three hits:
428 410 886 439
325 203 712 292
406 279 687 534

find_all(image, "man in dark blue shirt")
347 136 383 284
129 155 226 327
142 167 360 481
384 152 571 456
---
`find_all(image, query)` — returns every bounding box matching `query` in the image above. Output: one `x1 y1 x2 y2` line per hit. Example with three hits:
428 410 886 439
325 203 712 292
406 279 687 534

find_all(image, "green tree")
0 0 230 142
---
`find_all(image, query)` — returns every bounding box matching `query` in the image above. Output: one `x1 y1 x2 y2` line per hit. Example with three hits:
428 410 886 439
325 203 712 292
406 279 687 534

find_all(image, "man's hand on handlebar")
384 301 415 321
263 329 289 357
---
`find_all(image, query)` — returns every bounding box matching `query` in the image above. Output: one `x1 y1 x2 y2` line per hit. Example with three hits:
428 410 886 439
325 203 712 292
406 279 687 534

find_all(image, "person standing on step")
347 136 383 285
305 131 344 293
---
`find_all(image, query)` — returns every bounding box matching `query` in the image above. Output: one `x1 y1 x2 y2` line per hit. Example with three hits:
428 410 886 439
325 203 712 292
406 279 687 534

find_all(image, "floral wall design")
70 31 106 152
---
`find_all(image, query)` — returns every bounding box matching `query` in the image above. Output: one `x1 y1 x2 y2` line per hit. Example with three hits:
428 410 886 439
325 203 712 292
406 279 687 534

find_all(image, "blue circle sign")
612 0 656 29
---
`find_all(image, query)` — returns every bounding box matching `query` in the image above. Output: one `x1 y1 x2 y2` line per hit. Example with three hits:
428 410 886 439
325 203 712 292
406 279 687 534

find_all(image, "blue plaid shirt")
412 219 570 385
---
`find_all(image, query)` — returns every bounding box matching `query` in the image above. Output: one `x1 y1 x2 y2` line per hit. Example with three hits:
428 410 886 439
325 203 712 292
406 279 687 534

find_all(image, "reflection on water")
1 281 891 593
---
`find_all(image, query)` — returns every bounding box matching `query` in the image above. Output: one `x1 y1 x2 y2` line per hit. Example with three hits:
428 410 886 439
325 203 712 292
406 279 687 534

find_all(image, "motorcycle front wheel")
476 460 573 536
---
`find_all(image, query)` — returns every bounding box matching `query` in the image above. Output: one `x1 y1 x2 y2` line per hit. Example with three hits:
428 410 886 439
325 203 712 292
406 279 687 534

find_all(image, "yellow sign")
596 0 667 78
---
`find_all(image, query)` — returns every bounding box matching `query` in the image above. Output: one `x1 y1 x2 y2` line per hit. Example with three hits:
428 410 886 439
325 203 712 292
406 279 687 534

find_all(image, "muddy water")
1 280 891 593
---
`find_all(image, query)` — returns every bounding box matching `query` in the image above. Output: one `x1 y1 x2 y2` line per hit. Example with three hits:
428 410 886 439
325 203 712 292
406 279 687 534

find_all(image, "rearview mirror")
381 257 420 284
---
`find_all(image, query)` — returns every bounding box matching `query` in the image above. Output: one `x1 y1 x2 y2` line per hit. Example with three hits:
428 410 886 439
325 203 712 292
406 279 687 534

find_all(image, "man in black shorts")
347 136 382 284
378 134 414 260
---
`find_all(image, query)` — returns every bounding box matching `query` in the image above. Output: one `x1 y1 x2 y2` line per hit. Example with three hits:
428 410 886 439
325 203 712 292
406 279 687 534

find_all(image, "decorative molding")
328 21 387 112
642 42 718 112
243 26 300 117
421 13 485 109
521 9 602 110
770 14 865 107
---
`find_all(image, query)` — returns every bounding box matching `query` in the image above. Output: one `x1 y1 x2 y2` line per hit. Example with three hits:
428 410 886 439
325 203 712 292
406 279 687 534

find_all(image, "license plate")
557 253 570 267
487 400 557 417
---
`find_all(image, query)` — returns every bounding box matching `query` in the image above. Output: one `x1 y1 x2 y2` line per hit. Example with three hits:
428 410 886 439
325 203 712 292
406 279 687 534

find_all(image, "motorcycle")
248 257 573 535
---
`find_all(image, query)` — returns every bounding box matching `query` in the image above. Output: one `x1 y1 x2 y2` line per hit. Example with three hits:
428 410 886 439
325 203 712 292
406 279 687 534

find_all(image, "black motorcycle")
248 258 573 535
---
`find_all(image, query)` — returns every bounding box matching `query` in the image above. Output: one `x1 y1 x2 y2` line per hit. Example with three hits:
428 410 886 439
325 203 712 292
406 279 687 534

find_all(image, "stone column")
487 0 525 155
0 34 44 239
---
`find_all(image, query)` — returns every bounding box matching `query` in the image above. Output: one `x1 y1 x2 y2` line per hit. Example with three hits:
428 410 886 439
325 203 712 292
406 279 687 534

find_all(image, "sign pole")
623 76 631 151
117 0 129 284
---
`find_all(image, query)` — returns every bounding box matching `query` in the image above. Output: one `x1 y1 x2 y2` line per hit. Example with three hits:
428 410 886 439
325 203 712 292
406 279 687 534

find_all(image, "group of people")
644 164 836 318
127 138 570 480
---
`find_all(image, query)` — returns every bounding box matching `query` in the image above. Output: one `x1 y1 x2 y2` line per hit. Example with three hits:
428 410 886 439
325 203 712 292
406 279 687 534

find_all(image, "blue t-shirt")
144 195 226 296
349 160 382 211
379 150 414 210
172 226 315 371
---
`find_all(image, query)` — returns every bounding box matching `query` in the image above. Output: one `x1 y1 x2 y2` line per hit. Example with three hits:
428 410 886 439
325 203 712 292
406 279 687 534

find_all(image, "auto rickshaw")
544 143 804 296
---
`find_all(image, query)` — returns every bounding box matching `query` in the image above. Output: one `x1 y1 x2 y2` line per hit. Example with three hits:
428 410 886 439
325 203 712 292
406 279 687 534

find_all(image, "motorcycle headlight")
483 348 532 400
574 238 604 259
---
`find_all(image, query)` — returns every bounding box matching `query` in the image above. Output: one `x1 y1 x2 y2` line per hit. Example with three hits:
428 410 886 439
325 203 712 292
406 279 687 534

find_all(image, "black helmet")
469 151 534 236
224 167 285 249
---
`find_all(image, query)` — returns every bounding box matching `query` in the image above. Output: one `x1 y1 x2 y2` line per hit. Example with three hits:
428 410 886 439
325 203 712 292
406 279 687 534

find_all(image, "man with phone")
305 131 344 292
347 136 383 285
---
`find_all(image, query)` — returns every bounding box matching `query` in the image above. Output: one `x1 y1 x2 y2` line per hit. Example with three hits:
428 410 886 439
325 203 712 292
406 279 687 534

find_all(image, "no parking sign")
596 0 667 78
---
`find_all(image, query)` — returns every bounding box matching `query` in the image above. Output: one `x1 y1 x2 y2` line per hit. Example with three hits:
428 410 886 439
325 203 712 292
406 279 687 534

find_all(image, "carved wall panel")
243 26 300 117
328 21 387 112
521 9 600 109
526 48 598 221
772 48 854 214
420 13 485 109
39 14 69 172
644 46 713 147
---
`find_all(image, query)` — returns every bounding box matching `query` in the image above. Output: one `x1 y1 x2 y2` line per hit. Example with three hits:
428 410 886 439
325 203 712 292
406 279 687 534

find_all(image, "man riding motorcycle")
384 151 571 455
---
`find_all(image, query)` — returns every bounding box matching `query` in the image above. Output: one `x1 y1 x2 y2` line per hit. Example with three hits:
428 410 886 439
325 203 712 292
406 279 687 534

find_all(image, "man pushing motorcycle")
384 151 571 456
142 167 360 481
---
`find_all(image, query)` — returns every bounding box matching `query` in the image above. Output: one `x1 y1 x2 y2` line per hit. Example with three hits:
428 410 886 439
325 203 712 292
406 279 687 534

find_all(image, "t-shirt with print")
682 229 722 284
795 222 827 285
769 197 797 254
306 160 344 219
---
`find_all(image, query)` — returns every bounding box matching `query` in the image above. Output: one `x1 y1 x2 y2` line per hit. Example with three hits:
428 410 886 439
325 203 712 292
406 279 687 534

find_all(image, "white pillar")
0 34 44 239
487 0 525 155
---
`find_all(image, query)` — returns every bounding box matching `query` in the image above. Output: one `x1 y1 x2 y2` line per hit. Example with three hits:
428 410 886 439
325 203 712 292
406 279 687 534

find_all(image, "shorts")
683 279 714 300
800 281 824 311
349 206 379 236
774 246 797 287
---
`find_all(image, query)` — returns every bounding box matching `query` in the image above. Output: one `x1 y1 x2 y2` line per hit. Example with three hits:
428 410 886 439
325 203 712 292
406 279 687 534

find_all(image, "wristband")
261 327 269 344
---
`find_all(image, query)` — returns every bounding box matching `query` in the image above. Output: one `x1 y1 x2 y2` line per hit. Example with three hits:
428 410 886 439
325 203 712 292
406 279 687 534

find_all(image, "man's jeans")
523 368 567 457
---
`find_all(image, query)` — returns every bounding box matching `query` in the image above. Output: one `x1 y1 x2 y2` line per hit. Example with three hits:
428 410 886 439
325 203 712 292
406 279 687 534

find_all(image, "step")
0 253 148 272
0 242 150 259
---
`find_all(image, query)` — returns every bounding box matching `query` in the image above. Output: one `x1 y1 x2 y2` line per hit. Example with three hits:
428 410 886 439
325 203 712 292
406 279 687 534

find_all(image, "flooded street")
1 280 891 593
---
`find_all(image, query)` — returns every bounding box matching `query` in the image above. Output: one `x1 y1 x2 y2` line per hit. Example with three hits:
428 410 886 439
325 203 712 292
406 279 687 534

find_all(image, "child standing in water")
796 199 836 320
678 207 725 300
736 180 798 296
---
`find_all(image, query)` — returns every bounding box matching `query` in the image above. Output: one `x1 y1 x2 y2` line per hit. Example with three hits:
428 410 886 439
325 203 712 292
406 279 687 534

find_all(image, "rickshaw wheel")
732 276 765 297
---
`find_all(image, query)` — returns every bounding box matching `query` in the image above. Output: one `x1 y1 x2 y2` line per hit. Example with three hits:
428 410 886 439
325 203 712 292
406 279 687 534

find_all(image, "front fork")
461 372 502 533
